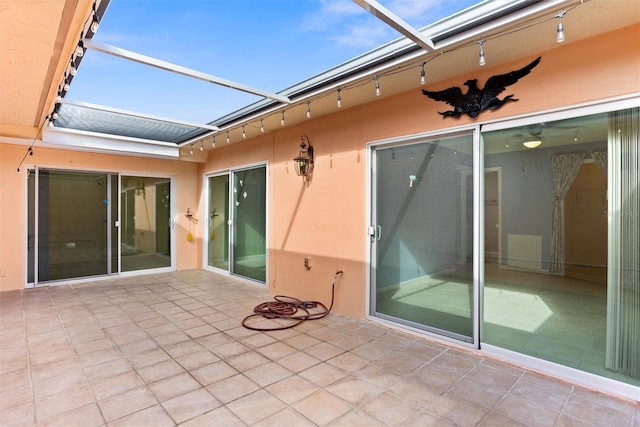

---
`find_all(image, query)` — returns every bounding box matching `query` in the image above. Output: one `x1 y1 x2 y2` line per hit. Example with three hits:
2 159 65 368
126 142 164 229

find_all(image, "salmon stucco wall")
0 24 637 314
0 144 201 292
201 24 639 320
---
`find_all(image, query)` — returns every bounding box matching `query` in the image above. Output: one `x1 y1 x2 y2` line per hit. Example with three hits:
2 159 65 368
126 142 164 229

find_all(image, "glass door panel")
28 169 117 283
371 133 475 342
232 166 267 282
207 174 230 271
120 176 171 272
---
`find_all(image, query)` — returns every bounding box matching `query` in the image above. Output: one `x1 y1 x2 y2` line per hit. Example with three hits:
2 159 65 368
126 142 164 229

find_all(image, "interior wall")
0 143 201 292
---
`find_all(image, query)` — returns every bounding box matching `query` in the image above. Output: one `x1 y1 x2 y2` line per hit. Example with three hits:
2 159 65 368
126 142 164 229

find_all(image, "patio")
0 270 637 426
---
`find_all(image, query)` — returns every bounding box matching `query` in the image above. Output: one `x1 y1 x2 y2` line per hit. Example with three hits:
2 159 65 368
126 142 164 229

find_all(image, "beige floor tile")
161 388 220 424
190 360 238 386
387 377 440 408
206 374 260 404
78 346 123 368
0 401 34 426
304 341 344 361
226 390 287 425
84 357 132 382
35 383 95 421
561 392 635 426
256 341 298 360
244 361 293 387
325 351 369 372
239 331 277 348
149 372 201 402
119 338 159 356
355 363 401 389
299 362 347 387
325 375 383 405
264 375 319 405
176 349 220 370
37 403 103 427
91 370 144 401
34 369 87 399
0 369 30 393
491 393 560 427
136 359 185 384
98 386 158 422
154 330 191 347
184 324 217 338
276 351 320 373
179 406 245 427
403 410 456 427
446 376 508 409
292 390 352 426
0 383 32 411
210 341 250 359
360 391 422 426
226 350 270 371
327 408 387 427
127 348 171 369
253 407 317 427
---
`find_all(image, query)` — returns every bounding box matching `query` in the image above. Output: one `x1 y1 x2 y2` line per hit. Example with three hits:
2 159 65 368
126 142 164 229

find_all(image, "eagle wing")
482 56 541 99
421 87 466 107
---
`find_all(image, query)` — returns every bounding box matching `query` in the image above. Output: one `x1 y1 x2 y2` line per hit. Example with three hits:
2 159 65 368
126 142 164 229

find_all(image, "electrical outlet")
304 257 311 269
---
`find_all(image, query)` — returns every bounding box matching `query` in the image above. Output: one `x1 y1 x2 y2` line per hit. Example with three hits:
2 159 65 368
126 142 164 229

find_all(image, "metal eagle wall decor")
421 56 541 119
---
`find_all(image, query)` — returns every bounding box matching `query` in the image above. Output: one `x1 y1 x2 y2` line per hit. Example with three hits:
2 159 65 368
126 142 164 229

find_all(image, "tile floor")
0 270 638 426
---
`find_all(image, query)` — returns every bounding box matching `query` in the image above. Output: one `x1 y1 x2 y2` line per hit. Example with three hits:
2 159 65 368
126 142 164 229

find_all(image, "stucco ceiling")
0 0 94 140
0 0 638 152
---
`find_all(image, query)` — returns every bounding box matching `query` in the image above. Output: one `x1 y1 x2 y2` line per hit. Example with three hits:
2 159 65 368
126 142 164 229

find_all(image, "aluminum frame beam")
84 40 292 105
352 0 435 52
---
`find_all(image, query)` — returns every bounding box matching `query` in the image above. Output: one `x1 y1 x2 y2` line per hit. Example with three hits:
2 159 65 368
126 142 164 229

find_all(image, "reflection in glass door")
120 176 172 272
207 174 230 271
206 165 267 283
370 132 476 343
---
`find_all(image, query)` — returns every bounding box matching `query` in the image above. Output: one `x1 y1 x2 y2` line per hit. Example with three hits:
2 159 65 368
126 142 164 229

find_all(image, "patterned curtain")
606 107 640 379
549 152 586 273
591 149 607 174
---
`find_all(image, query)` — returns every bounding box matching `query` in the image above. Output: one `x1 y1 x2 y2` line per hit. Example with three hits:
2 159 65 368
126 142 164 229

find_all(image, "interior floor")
376 261 639 387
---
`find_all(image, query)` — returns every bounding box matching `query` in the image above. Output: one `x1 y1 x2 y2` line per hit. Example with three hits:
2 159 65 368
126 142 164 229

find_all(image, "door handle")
376 225 382 241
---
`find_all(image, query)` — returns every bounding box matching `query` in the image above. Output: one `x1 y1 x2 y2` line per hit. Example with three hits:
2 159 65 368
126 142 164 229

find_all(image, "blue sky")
68 0 479 123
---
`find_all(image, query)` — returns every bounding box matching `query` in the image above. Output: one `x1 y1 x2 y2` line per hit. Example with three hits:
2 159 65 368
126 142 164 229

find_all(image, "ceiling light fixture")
242 125 246 138
522 140 542 149
260 119 265 133
306 102 311 119
226 130 230 143
337 88 342 108
374 76 381 96
189 145 194 155
281 111 285 126
212 135 216 147
200 140 204 151
478 39 486 66
555 11 566 43
420 62 426 85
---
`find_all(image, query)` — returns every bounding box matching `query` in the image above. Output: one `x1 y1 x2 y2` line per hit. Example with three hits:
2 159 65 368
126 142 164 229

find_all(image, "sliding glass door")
482 107 640 387
28 169 173 284
369 131 477 343
206 164 267 284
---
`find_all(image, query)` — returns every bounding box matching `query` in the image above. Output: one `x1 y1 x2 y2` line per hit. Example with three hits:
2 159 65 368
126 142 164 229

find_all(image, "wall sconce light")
293 135 314 180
